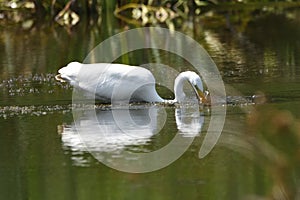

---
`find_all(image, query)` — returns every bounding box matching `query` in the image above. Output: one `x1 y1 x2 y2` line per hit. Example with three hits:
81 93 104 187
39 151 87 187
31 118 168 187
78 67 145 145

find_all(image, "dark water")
1 7 300 199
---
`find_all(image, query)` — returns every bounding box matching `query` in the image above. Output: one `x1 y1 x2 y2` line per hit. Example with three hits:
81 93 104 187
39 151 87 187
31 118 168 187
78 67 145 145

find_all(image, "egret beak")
193 85 207 103
55 74 66 82
197 89 207 103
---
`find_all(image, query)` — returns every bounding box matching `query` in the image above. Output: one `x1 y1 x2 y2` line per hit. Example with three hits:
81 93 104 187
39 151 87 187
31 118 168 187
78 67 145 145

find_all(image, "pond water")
1 6 300 199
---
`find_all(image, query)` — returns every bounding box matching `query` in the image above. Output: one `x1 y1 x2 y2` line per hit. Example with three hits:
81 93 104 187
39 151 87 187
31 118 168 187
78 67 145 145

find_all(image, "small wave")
0 73 72 97
0 104 72 119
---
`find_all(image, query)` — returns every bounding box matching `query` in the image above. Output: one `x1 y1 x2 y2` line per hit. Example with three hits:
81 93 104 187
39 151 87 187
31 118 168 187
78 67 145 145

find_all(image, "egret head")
174 71 207 104
186 71 207 103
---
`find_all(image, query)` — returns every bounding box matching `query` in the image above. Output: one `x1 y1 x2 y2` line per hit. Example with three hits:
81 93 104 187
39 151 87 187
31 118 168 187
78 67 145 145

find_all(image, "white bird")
55 62 206 103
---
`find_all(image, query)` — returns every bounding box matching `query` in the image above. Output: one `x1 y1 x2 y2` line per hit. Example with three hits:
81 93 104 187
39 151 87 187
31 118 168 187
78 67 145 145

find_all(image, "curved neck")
173 73 187 103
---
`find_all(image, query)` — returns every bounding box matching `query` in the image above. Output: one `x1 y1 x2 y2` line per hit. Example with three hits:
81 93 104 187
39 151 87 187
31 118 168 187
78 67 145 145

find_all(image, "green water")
1 6 300 200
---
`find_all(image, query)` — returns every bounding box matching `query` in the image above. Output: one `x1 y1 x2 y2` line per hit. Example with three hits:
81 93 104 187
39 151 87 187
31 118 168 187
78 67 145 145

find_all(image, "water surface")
1 7 300 199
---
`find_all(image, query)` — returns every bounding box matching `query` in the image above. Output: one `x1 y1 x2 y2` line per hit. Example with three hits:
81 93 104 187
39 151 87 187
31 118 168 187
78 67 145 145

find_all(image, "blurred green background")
1 0 300 199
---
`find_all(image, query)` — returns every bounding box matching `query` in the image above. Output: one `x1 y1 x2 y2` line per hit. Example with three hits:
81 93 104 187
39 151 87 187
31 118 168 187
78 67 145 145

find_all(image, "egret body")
56 62 206 103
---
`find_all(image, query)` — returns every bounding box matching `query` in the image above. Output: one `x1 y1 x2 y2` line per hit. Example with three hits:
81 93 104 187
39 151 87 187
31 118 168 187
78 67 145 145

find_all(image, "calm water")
1 7 300 200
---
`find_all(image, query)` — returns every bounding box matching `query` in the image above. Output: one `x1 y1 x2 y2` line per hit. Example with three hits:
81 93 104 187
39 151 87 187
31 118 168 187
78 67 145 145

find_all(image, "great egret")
55 62 206 103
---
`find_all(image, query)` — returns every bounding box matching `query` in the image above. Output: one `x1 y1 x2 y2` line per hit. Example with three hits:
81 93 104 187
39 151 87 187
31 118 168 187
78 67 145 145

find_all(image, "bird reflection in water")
59 104 204 166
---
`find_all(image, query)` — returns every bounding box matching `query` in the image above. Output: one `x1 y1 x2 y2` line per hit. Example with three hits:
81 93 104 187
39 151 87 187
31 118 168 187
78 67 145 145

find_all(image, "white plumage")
56 62 206 103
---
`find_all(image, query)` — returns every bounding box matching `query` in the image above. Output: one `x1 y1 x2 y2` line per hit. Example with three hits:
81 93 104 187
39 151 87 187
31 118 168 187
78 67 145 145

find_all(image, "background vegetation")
1 0 300 28
1 1 300 199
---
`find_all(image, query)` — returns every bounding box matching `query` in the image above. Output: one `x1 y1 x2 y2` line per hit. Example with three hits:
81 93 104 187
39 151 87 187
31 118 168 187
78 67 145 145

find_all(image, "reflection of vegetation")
0 0 102 27
113 0 216 29
114 3 179 29
1 0 300 27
